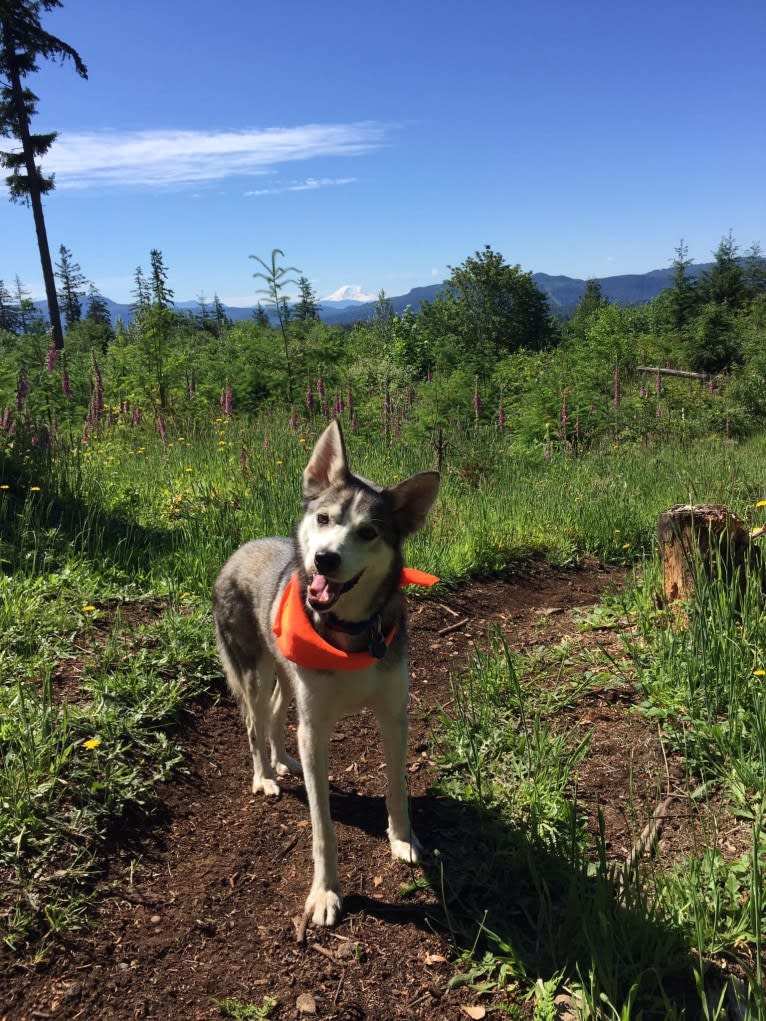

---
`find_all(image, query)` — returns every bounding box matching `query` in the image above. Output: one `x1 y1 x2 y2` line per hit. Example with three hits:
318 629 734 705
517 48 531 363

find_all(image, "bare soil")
2 561 717 1020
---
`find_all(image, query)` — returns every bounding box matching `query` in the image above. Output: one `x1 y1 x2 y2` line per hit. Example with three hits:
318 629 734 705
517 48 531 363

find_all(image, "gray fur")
213 421 440 926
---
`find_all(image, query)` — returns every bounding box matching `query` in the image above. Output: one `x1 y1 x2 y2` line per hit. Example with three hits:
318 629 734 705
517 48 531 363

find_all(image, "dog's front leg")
374 683 423 864
297 714 341 926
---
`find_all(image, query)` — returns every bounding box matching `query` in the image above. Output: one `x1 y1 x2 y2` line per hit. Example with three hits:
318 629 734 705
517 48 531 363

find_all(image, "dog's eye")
317 512 330 525
357 525 377 542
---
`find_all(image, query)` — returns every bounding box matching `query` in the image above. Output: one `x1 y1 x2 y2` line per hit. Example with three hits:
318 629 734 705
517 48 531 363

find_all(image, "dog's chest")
290 660 406 717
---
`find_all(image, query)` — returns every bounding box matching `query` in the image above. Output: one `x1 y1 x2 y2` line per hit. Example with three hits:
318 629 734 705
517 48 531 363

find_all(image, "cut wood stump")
657 504 758 603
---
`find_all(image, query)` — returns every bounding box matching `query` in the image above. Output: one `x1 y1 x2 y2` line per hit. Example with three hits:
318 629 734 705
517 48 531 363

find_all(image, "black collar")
325 612 388 659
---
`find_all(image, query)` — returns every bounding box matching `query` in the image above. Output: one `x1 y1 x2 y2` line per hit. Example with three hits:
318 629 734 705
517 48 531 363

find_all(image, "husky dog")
213 421 440 926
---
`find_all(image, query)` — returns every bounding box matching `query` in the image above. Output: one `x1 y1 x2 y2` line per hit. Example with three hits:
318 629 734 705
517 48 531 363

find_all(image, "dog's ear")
388 471 440 536
303 420 349 499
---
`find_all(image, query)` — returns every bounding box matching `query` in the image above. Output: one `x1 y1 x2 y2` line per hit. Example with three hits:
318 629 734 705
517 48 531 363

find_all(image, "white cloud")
245 176 358 197
46 123 388 189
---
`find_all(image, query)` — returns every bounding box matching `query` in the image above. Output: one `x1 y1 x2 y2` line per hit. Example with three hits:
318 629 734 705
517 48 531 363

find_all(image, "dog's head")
298 420 440 616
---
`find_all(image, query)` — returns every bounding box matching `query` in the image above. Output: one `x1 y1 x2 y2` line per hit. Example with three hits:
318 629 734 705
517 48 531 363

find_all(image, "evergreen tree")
743 242 766 295
699 231 746 308
0 277 21 332
196 291 211 325
294 275 320 322
149 248 174 308
577 279 608 317
213 293 229 333
83 283 113 351
13 273 32 331
668 240 699 330
252 302 270 328
130 265 151 315
54 243 88 328
686 302 739 374
85 283 111 326
0 1 87 349
566 278 609 342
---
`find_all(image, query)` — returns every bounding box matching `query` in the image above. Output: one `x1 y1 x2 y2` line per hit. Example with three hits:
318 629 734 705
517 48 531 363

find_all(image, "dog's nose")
316 551 343 575
314 550 341 575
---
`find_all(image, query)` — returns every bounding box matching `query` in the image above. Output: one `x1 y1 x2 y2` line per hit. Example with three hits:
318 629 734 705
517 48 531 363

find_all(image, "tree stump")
657 504 754 603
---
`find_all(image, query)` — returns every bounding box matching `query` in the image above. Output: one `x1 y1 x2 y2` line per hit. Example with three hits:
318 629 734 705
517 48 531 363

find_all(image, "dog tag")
369 615 386 659
369 634 387 659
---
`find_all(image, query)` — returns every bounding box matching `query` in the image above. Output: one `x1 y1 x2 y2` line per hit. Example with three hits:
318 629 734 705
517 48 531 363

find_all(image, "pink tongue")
309 575 339 606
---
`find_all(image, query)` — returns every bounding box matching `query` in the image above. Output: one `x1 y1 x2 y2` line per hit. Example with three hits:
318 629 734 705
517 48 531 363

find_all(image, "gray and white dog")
213 420 440 926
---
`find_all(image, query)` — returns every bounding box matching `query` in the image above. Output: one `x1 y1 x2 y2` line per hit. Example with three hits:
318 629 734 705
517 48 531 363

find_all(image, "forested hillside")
1 237 765 459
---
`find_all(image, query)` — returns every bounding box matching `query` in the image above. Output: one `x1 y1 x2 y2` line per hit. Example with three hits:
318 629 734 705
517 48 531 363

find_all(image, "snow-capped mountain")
321 284 377 306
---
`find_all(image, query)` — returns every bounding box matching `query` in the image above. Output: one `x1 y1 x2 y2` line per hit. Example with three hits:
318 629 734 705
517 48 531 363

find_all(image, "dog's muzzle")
307 569 363 612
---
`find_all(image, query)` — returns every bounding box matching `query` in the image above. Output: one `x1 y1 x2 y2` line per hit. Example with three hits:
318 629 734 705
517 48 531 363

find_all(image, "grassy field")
2 415 766 1015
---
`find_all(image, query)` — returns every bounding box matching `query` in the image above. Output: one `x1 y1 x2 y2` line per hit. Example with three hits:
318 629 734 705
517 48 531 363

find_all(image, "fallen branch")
613 725 679 902
438 618 469 636
435 601 461 619
294 910 310 944
311 942 338 962
613 796 675 902
636 365 711 382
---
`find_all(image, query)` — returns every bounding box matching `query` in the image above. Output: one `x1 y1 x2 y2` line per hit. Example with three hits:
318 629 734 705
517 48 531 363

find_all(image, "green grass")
3 412 766 1010
433 542 766 1016
216 995 278 1019
6 415 766 589
0 561 218 955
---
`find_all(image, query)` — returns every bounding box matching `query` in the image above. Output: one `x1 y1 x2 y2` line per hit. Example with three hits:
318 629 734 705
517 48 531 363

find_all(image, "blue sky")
3 0 765 306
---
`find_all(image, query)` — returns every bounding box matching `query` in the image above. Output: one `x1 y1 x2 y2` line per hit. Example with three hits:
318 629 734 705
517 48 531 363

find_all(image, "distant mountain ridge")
33 261 713 329
315 263 712 325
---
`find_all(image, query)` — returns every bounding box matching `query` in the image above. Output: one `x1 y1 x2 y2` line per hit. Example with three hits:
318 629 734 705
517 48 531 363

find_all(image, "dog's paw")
389 832 423 864
273 753 303 778
305 886 342 927
252 776 281 797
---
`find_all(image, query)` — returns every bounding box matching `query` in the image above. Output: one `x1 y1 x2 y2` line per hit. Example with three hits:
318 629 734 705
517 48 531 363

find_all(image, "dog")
213 420 440 926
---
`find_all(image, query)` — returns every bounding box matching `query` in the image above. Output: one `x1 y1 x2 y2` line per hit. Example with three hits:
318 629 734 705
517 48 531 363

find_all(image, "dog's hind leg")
269 670 302 778
242 662 281 797
373 684 423 864
217 630 281 797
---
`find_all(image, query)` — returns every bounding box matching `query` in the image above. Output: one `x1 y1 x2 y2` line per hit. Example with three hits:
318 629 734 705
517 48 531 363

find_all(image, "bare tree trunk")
637 366 711 382
6 38 64 349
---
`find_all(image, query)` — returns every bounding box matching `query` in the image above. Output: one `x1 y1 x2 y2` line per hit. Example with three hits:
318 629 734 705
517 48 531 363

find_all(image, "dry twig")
438 618 469 636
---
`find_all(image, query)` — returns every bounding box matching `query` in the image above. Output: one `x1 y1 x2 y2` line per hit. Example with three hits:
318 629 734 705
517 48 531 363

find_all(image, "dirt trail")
4 561 663 1021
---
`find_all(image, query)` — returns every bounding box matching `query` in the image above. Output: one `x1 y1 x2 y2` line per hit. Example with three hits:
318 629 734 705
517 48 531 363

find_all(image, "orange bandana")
273 567 439 671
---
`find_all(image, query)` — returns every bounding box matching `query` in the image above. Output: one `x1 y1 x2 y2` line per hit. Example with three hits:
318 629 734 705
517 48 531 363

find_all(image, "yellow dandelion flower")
275 459 283 465
82 737 102 750
755 500 766 508
622 543 630 549
0 484 9 490
30 485 41 492
754 669 766 677
81 604 97 612
184 467 193 473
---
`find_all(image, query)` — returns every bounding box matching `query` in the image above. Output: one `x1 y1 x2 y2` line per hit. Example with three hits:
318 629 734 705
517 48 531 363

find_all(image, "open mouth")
307 571 363 612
